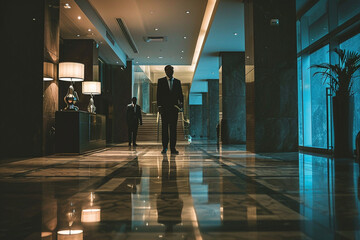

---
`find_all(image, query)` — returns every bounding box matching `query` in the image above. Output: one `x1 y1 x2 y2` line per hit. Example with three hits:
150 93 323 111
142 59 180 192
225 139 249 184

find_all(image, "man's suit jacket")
157 77 184 112
126 104 142 127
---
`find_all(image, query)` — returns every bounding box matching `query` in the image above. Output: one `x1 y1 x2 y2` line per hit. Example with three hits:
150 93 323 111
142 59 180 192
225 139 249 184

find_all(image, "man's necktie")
170 79 173 90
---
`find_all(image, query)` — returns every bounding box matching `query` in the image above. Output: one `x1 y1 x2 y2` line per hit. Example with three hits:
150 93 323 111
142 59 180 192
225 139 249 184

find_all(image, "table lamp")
82 81 101 113
59 62 85 111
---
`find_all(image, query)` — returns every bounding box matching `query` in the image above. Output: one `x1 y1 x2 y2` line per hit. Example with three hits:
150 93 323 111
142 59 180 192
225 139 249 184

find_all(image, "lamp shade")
59 62 84 82
57 230 83 240
82 81 101 95
81 208 101 223
43 62 54 81
41 232 53 240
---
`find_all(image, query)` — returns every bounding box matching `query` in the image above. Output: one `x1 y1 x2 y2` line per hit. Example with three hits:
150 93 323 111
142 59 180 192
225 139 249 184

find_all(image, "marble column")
142 80 150 113
190 105 203 139
207 79 219 140
113 61 133 143
245 0 298 152
202 93 209 139
220 52 246 144
43 0 60 155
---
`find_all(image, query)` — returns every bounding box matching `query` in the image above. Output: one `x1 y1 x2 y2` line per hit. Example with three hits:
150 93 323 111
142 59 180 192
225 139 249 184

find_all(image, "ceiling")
191 0 245 93
59 0 245 85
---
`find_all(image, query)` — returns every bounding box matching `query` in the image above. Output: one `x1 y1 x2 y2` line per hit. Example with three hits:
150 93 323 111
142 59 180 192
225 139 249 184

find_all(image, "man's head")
165 65 174 78
132 97 137 104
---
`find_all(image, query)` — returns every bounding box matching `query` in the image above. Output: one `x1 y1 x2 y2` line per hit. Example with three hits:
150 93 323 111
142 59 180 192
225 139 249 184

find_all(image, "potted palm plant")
312 48 360 157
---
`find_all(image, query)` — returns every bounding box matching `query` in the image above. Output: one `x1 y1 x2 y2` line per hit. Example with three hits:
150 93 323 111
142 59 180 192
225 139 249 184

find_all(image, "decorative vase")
332 95 354 157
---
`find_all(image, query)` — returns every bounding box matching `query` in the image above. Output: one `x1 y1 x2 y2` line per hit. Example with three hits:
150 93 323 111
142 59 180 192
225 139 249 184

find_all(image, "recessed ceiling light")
180 57 183 59
234 32 238 36
154 28 159 31
77 16 81 20
64 3 71 8
136 61 139 64
116 61 119 64
158 56 163 59
186 11 190 14
88 28 91 32
147 56 150 59
181 50 184 53
183 36 187 39
32 18 36 21
76 34 80 37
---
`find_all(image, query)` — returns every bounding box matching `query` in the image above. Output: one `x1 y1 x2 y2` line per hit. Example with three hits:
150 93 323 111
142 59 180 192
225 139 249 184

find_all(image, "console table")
55 111 106 154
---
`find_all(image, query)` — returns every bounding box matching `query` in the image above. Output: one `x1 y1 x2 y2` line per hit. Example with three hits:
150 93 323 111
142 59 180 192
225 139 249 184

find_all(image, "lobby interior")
2 0 360 239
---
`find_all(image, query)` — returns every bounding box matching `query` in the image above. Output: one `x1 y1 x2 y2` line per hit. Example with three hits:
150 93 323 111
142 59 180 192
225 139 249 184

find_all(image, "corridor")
1 143 360 239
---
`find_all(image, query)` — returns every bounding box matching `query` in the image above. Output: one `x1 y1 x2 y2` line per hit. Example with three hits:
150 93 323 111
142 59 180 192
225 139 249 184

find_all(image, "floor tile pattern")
1 143 360 239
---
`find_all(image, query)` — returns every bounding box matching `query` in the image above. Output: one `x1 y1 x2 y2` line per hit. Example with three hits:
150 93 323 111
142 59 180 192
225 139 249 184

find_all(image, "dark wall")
59 39 98 111
1 0 53 158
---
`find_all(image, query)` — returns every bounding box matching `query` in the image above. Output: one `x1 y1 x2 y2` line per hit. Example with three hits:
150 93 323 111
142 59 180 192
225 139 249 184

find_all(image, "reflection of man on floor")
157 155 183 233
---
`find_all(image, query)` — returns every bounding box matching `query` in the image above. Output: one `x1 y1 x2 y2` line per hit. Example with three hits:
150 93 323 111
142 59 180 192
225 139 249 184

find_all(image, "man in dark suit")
126 97 142 146
157 65 184 154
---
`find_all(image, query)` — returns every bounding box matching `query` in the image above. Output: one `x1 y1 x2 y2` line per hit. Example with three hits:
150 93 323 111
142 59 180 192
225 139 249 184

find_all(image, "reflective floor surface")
1 142 360 240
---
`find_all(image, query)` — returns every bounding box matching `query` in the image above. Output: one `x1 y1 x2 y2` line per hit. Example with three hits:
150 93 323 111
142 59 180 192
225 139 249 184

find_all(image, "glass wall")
297 0 360 150
340 33 360 150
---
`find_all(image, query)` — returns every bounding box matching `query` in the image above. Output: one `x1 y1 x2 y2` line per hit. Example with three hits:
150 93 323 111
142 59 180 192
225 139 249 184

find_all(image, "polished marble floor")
1 142 360 240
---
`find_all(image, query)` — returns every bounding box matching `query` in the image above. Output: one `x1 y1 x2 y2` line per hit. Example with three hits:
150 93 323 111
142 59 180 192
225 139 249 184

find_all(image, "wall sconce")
59 62 84 111
82 81 101 113
43 62 54 81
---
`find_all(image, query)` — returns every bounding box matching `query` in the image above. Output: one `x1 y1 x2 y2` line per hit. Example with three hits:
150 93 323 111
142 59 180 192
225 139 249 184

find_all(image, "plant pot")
333 95 354 157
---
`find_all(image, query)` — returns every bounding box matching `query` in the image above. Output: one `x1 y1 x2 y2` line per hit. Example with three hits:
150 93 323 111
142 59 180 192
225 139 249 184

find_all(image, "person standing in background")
126 97 142 147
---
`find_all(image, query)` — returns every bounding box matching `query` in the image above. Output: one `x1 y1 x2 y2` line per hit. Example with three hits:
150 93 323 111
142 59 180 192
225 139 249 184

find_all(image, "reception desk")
55 111 106 154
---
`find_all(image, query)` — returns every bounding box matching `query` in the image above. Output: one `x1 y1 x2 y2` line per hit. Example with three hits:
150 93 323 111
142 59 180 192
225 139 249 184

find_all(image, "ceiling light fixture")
158 56 163 59
147 56 150 59
183 36 187 39
181 50 184 53
88 29 91 32
77 16 81 20
64 3 71 8
154 28 159 31
76 34 80 37
116 61 119 64
186 11 190 14
234 32 238 36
